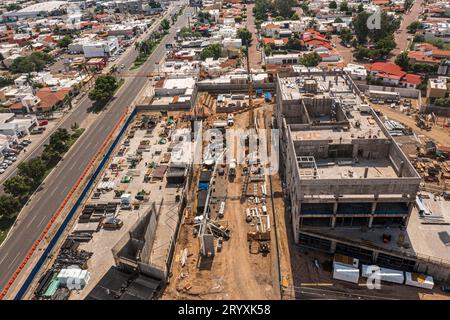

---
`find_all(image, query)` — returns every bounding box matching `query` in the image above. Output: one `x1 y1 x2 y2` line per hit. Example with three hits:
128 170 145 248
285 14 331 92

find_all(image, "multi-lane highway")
0 3 192 295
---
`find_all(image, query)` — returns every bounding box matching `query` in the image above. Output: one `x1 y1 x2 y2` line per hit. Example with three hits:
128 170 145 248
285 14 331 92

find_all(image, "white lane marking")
8 251 21 268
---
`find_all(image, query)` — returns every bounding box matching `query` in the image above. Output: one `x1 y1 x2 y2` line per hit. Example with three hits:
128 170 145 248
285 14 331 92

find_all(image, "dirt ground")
162 105 280 300
374 104 450 147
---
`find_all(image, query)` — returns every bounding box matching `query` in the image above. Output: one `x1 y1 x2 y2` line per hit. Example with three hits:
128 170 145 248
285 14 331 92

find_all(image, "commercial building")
426 77 449 98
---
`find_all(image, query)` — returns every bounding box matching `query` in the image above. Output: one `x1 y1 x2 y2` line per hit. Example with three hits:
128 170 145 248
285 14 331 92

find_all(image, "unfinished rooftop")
275 71 421 237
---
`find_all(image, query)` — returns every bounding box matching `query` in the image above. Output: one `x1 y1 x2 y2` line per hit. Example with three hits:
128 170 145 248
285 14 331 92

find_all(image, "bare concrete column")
330 240 337 254
333 202 338 214
369 202 377 228
331 216 337 228
292 204 301 243
372 251 379 263
403 201 414 228
398 161 405 177
352 144 359 160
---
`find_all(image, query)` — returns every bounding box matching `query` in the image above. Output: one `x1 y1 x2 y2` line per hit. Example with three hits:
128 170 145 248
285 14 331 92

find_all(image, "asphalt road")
0 3 192 293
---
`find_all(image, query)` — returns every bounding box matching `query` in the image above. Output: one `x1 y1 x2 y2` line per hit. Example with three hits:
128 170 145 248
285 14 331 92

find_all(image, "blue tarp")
256 89 263 95
198 182 209 190
264 92 272 101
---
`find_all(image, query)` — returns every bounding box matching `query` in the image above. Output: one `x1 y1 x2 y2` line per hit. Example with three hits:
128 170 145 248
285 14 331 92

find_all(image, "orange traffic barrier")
0 110 128 300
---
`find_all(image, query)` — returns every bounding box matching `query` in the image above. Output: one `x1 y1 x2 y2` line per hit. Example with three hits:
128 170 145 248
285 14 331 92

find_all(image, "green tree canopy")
58 35 73 48
200 44 221 60
340 28 353 44
407 21 422 34
237 28 252 46
17 157 47 188
329 1 337 9
395 51 409 70
353 11 400 44
339 1 349 12
4 175 32 198
0 195 21 219
300 52 322 67
88 75 118 103
161 19 170 31
10 52 54 74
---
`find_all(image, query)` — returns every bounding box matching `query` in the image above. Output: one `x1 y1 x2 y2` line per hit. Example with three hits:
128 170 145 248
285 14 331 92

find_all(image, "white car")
0 168 5 174
4 160 12 165
8 156 17 162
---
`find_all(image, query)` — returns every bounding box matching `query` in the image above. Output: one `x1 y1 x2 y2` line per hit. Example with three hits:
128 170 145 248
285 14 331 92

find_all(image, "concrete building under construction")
273 71 450 277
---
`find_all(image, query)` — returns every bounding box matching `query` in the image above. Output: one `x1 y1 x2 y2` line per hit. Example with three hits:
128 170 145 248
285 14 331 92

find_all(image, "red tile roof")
36 87 71 111
403 74 422 86
367 62 405 77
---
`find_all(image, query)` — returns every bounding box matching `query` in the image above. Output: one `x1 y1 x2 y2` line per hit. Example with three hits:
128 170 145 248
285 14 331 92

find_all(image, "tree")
339 28 353 44
286 38 302 50
329 1 337 9
0 195 21 219
48 128 71 153
88 75 118 103
339 1 349 13
353 11 400 44
10 52 54 74
357 3 364 13
395 51 409 70
161 19 170 31
334 17 343 23
407 21 422 34
58 36 73 48
375 35 396 56
18 158 47 188
275 0 295 18
200 44 221 60
6 4 21 12
237 28 252 46
4 176 32 198
198 11 211 23
300 52 322 67
291 12 300 20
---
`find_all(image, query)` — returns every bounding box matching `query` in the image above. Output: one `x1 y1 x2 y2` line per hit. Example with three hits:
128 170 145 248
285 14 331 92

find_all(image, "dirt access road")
245 4 262 71
375 104 450 146
391 0 425 58
162 107 279 300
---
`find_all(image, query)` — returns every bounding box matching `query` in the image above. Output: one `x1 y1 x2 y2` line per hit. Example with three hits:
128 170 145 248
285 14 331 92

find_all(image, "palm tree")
109 64 118 75
25 72 37 95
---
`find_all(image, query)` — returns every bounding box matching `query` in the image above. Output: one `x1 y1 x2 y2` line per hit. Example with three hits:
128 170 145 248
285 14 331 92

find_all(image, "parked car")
22 139 32 145
31 127 45 134
7 156 17 162
38 120 48 126
14 145 24 150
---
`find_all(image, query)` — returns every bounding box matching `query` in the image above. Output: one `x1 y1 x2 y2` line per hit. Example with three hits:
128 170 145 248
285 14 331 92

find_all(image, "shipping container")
332 261 360 284
361 264 405 284
405 272 434 290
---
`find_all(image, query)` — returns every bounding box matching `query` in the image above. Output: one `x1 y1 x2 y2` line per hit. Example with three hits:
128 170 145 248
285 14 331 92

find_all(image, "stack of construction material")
57 267 91 289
